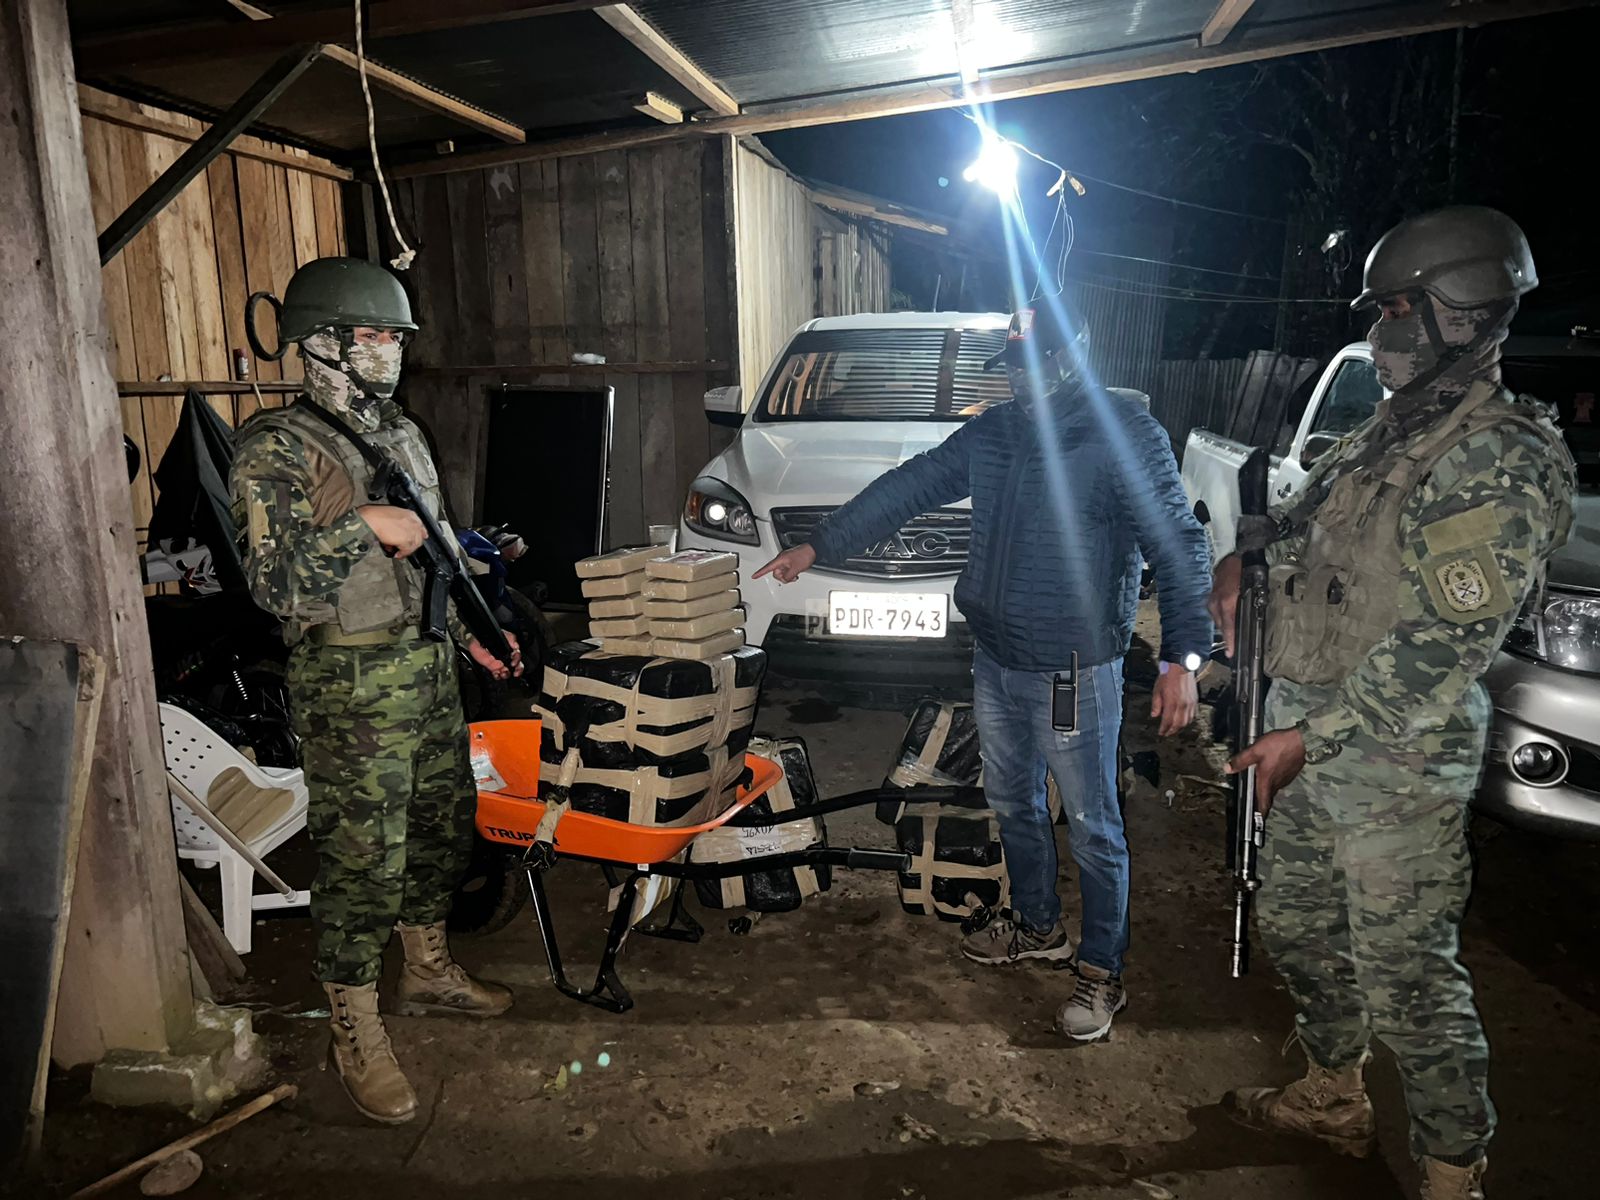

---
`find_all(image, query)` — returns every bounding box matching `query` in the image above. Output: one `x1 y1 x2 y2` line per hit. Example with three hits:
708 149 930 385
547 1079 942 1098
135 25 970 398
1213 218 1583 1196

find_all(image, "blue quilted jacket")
810 389 1214 672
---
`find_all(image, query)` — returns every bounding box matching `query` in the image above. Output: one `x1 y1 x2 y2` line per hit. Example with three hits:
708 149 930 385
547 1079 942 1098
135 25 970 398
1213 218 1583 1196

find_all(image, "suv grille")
770 507 970 579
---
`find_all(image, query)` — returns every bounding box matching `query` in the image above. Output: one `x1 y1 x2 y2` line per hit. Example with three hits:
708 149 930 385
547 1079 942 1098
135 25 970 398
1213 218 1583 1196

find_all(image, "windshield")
1503 354 1600 493
754 327 1013 422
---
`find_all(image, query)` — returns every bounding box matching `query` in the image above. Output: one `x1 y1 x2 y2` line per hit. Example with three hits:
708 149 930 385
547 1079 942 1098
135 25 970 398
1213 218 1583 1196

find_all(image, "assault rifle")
1229 447 1271 978
296 401 516 670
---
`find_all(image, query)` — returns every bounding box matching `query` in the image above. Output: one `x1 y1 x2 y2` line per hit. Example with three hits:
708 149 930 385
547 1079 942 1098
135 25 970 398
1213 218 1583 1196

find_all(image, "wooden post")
0 0 194 1064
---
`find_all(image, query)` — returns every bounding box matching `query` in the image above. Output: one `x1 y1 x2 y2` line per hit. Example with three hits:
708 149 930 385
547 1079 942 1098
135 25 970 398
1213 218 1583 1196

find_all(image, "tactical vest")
1264 381 1572 686
241 402 446 645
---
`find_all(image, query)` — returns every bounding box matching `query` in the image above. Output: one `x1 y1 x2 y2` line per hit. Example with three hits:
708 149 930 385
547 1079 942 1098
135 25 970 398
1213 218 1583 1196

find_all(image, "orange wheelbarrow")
470 720 912 1012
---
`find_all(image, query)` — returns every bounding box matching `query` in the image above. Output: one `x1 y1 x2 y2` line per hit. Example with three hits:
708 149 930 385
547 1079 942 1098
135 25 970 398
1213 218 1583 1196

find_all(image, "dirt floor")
26 612 1600 1199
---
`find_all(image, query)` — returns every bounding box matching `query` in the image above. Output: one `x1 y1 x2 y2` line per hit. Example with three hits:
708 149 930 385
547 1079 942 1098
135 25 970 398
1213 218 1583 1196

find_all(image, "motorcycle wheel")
207 664 300 769
448 835 530 936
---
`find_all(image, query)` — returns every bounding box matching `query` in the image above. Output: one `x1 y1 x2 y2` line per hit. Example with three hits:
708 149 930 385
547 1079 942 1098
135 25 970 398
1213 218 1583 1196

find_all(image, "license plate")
827 591 948 638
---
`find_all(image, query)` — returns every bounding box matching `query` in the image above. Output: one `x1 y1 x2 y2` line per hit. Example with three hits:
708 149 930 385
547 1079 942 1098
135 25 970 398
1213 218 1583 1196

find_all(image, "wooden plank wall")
732 141 818 401
80 86 348 549
387 137 736 547
731 139 894 400
815 208 892 320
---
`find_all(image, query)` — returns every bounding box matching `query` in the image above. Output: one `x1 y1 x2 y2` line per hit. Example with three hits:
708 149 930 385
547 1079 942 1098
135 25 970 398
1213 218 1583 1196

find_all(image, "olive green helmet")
279 256 417 340
1352 206 1537 311
246 256 416 359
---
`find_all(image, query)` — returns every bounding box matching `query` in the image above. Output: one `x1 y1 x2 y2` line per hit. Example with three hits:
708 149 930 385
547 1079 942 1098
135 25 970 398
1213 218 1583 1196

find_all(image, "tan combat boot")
324 981 418 1125
1224 1051 1377 1157
1420 1157 1487 1200
394 920 513 1018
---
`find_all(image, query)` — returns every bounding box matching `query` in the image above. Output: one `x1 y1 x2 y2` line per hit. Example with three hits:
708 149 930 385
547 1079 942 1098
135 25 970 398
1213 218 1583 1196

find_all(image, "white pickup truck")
1180 342 1381 563
1179 336 1600 841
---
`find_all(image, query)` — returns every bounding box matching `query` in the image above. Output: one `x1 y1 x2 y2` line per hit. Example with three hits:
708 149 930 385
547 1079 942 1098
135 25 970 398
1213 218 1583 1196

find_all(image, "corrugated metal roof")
631 0 1223 105
64 1 1570 160
364 14 702 130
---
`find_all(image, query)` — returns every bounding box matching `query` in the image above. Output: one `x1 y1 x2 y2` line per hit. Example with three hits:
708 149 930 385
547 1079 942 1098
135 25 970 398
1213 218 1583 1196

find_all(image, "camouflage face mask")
300 331 404 432
1369 299 1508 399
347 337 404 396
1367 310 1433 393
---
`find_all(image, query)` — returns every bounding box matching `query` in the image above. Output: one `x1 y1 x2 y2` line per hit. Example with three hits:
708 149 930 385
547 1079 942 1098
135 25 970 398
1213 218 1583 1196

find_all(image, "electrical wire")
1060 167 1287 224
1075 275 1348 305
1075 248 1279 282
354 0 415 270
959 109 1074 300
955 109 1285 227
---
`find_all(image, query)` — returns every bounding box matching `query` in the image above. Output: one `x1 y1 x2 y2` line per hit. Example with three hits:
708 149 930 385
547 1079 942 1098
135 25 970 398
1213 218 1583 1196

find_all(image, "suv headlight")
1505 589 1600 675
683 477 760 546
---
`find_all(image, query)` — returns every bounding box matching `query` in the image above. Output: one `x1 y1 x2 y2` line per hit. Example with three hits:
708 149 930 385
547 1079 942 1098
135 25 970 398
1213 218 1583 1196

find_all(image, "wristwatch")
1295 720 1341 764
1158 652 1206 674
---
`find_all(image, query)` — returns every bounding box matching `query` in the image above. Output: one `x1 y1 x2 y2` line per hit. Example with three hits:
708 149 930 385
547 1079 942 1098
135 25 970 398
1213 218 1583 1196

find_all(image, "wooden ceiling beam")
222 1 526 143
595 4 738 116
808 190 949 236
319 47 526 143
1201 0 1259 47
392 0 1591 179
634 91 685 123
74 0 607 75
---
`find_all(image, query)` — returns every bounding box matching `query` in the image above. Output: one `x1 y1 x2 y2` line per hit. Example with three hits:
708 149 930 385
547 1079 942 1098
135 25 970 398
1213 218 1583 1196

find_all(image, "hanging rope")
353 0 415 270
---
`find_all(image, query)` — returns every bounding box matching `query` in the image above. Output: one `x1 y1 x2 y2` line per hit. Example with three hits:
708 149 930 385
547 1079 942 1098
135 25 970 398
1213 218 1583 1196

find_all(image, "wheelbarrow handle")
836 848 910 872
643 845 910 880
725 785 987 827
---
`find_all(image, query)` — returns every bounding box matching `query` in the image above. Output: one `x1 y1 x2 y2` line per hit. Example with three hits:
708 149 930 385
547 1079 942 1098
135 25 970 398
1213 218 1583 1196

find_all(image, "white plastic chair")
160 702 311 954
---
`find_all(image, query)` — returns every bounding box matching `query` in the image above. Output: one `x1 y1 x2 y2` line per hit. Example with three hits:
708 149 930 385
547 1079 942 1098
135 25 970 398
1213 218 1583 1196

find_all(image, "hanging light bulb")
962 132 1019 194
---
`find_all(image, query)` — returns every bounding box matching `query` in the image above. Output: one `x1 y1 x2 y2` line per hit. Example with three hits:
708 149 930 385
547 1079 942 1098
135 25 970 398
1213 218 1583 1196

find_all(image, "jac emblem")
863 530 951 560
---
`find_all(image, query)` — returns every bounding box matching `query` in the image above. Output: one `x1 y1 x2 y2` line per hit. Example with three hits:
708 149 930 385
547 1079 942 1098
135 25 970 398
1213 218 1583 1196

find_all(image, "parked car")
677 311 1156 687
676 312 1012 688
1181 334 1600 838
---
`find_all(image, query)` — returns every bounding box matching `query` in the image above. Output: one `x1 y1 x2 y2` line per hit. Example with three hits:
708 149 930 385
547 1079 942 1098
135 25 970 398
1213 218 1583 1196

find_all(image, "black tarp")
147 389 244 594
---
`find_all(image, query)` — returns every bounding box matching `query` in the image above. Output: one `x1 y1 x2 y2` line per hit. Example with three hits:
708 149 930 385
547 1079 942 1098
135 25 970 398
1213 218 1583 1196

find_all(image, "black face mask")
1008 352 1072 415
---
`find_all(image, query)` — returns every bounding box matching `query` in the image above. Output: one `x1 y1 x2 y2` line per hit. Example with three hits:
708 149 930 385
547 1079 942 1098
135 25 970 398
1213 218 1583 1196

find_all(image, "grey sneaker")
1054 962 1127 1040
960 912 1075 965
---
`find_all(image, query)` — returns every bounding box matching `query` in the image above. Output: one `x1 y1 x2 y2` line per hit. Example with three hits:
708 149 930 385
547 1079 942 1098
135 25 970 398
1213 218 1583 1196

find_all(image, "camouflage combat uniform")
230 394 477 986
1254 359 1575 1163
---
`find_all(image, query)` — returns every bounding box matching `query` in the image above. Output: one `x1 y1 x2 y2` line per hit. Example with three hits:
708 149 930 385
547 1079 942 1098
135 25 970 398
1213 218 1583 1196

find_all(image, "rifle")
296 401 516 670
1229 447 1271 978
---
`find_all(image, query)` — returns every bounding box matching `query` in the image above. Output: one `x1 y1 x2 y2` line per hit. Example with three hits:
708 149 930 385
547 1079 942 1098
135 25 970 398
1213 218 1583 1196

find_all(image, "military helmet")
1351 206 1537 311
276 257 417 342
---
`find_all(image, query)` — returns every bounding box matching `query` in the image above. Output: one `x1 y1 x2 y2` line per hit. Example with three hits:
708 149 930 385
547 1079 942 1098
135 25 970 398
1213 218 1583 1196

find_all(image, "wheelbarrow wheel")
448 835 530 936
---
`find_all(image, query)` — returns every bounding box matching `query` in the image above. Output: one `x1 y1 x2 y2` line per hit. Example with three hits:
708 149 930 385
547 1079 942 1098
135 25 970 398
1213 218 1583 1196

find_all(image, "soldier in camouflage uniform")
1210 209 1576 1200
229 258 522 1125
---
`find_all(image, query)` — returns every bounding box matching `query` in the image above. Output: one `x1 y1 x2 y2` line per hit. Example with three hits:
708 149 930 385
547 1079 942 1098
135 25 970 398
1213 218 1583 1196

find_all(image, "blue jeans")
971 646 1129 974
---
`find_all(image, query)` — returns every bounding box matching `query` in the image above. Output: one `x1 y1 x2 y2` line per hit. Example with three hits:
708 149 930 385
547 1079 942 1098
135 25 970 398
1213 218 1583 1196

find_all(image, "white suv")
676 311 1014 685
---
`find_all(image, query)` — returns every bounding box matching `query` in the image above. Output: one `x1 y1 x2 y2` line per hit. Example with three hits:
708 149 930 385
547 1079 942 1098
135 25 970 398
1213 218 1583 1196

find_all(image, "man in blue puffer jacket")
755 304 1213 1041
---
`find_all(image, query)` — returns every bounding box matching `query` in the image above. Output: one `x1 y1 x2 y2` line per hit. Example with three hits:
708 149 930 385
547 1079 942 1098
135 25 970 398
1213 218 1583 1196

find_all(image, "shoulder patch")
1420 504 1503 556
1421 545 1513 625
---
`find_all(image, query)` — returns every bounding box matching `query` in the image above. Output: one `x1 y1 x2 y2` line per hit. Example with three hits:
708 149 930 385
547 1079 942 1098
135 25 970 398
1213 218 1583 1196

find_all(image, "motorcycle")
454 524 551 723
144 588 299 769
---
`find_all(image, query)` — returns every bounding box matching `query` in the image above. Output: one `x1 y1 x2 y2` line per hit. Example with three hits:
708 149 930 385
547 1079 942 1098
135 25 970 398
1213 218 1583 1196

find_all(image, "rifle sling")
292 398 391 479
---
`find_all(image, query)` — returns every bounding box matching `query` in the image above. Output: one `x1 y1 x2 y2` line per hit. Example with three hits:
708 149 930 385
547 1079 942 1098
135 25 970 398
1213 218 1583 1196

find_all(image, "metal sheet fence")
1144 351 1320 455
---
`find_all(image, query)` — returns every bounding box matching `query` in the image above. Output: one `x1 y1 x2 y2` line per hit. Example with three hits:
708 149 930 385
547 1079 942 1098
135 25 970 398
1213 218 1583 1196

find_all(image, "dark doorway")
483 386 612 606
